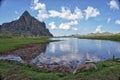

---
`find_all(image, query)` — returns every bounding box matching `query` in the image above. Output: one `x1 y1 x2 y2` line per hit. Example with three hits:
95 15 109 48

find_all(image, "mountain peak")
0 11 53 37
22 10 31 17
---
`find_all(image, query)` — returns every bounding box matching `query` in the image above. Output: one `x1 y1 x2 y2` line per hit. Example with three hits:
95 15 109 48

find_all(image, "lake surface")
0 38 120 67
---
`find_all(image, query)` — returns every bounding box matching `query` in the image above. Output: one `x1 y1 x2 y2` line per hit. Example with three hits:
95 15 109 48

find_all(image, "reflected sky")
31 38 120 67
0 38 120 67
0 55 24 63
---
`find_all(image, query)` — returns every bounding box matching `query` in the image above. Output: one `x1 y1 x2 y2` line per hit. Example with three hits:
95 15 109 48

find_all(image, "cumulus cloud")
49 7 83 20
31 0 46 10
31 0 100 21
49 21 78 30
108 0 119 10
115 20 120 25
95 25 102 33
59 20 78 30
84 6 100 20
31 0 101 31
49 22 57 29
31 0 49 21
107 18 111 23
72 27 78 31
37 10 49 21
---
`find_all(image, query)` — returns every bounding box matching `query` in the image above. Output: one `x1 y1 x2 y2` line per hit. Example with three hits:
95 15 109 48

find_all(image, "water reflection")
0 55 24 63
0 38 120 68
31 52 84 67
95 40 102 48
85 53 100 62
116 46 120 52
0 43 48 63
50 44 56 53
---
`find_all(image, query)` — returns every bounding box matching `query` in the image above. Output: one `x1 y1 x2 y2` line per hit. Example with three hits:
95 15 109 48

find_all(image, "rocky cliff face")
0 11 53 37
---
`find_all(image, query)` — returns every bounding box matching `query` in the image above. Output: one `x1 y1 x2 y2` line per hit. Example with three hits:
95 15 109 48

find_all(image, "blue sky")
0 0 120 36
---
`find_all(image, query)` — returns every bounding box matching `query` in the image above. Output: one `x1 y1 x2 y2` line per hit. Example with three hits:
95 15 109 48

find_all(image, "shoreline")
0 58 120 80
0 37 120 79
74 34 120 41
0 37 58 52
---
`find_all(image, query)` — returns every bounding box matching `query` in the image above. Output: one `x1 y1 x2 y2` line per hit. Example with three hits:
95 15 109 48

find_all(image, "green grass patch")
0 38 57 52
0 60 62 80
76 34 120 41
0 59 120 80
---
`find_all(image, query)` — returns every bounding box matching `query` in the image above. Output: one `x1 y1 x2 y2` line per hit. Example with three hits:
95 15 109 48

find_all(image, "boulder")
73 63 97 74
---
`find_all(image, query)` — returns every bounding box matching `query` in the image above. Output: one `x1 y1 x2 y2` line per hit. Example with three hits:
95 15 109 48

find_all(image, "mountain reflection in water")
0 44 48 63
0 38 120 68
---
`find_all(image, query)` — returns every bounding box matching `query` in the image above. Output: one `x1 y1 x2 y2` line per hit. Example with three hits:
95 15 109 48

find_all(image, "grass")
0 59 120 80
0 37 56 52
76 34 120 41
0 60 62 80
61 59 120 80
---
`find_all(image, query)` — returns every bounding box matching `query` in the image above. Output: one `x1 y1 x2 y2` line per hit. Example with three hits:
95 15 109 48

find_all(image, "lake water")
0 38 120 67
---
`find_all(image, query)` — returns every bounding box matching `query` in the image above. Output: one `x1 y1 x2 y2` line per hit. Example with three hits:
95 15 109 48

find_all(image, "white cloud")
115 20 120 25
107 18 111 23
48 10 60 18
95 25 102 33
37 10 49 21
49 21 78 30
31 0 100 21
49 22 57 29
30 0 101 32
31 0 49 21
31 0 46 10
84 6 100 20
72 27 78 31
59 20 78 30
108 0 119 10
49 7 83 20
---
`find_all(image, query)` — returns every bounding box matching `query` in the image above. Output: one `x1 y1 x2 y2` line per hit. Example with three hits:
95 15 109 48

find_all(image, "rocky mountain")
0 11 53 37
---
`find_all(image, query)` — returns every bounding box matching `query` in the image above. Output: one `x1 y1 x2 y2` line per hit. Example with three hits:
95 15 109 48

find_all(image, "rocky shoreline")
0 43 98 75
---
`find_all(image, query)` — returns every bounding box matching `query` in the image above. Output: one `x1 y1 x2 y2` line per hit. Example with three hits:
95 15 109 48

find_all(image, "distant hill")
72 32 113 37
0 11 53 37
87 32 113 36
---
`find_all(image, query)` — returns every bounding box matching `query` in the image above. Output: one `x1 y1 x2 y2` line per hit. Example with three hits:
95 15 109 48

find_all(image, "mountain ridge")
0 11 53 37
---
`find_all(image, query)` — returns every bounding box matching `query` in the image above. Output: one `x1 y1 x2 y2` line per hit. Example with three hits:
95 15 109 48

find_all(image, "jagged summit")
19 11 31 19
0 11 53 37
22 11 30 16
